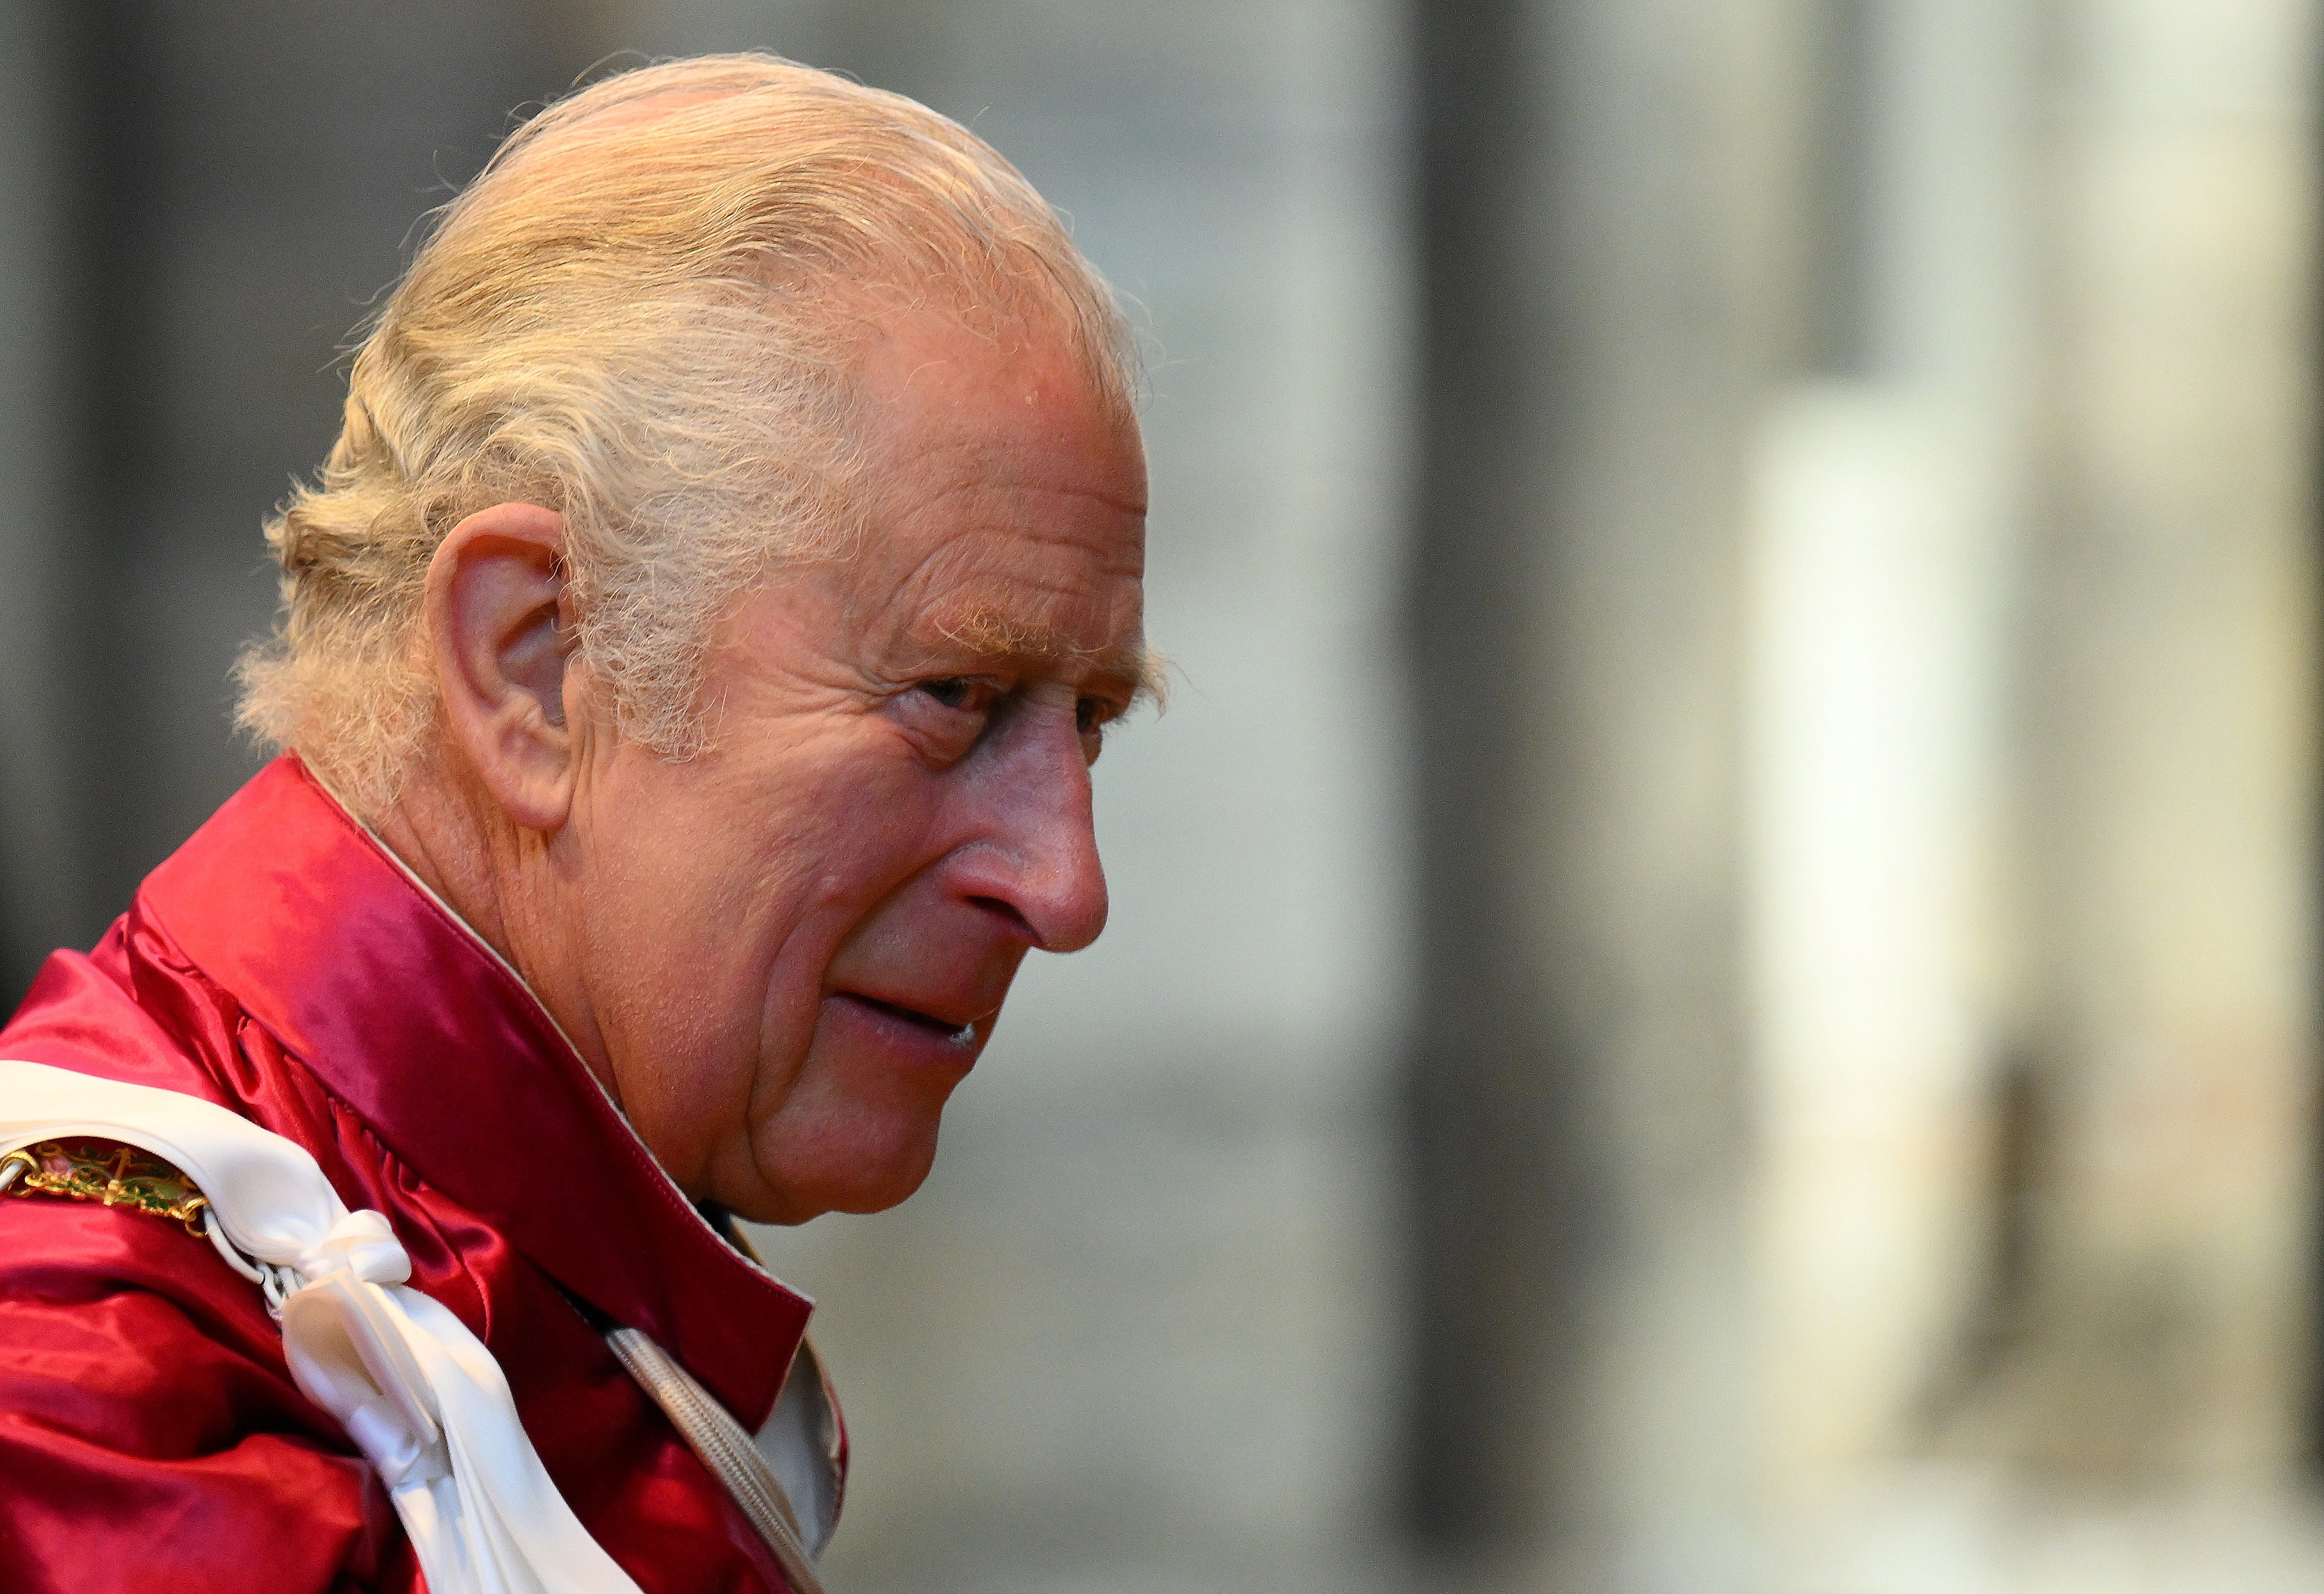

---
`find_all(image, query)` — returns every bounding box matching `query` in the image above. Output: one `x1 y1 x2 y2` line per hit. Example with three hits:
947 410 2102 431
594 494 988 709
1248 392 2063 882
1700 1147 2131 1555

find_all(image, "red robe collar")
134 754 810 1426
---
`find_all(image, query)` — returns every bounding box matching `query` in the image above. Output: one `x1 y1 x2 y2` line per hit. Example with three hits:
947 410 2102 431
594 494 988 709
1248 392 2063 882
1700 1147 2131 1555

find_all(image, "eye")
1075 695 1127 762
918 677 1000 715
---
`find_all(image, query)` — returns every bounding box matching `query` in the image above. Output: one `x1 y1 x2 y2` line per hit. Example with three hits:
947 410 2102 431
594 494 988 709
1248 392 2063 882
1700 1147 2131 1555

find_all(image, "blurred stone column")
0 1 91 998
1403 0 1792 1582
1994 0 2318 1481
40 1 575 938
1745 0 2039 1534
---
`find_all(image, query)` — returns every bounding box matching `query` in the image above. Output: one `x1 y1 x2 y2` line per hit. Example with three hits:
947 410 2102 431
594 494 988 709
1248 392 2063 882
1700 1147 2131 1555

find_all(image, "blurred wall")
1405 0 1788 1580
0 0 80 985
1987 0 2317 1486
1407 2 2321 1591
0 1 589 995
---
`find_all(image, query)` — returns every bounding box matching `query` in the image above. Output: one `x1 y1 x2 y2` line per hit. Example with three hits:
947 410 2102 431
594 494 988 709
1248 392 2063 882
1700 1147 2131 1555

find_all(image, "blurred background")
0 1 2316 1590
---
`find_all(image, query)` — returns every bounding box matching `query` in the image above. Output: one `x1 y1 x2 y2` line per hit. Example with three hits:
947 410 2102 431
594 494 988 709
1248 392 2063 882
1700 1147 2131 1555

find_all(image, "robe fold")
0 754 841 1593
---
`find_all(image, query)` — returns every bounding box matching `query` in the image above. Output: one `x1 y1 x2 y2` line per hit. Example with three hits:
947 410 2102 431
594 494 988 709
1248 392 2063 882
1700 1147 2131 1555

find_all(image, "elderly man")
0 53 1149 1594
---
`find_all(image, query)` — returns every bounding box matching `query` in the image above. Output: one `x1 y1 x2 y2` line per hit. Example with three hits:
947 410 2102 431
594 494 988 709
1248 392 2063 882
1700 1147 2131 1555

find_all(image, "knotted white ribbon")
0 1058 642 1594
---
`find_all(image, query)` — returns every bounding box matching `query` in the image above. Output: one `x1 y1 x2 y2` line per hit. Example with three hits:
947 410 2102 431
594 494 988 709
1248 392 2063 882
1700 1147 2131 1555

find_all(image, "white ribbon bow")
0 1058 642 1594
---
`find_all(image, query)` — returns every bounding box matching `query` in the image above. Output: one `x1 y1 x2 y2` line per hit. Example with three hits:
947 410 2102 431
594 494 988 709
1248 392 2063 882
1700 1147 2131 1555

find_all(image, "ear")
424 502 582 832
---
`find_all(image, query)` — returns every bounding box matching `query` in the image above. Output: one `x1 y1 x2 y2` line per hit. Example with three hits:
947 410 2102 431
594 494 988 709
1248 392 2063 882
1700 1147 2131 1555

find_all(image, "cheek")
566 758 805 1118
575 732 951 1128
572 818 789 1153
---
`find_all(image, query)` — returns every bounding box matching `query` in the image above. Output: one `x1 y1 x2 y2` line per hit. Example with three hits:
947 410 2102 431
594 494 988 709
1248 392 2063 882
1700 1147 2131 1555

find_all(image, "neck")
364 756 621 1103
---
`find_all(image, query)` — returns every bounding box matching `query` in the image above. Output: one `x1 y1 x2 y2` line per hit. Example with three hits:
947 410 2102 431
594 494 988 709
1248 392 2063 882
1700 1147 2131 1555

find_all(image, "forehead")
837 303 1148 670
853 296 1143 501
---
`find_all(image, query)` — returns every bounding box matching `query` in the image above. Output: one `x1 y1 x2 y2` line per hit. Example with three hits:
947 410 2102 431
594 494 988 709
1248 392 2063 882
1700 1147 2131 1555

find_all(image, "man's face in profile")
560 302 1149 1225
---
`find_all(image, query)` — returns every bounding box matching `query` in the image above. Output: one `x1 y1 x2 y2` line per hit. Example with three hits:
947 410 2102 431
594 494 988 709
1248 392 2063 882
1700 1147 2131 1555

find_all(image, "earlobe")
424 502 582 833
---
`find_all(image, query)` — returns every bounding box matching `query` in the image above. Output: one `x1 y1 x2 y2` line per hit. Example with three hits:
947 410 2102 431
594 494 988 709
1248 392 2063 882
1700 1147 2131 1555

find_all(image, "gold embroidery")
1 1140 211 1236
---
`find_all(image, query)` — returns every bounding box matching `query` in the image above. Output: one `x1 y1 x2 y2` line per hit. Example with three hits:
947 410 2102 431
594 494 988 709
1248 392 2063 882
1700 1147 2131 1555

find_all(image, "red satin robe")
0 755 839 1592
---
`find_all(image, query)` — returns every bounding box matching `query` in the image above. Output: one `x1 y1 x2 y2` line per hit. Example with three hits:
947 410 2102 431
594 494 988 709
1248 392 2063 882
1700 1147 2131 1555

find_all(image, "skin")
374 301 1150 1224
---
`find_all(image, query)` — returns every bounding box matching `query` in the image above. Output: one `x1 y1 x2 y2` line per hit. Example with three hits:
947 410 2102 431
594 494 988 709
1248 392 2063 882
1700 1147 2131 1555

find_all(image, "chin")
730 1110 946 1225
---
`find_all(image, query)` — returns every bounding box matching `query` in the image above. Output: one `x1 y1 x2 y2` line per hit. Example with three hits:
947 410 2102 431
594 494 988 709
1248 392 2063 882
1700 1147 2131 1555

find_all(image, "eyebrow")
936 606 1168 705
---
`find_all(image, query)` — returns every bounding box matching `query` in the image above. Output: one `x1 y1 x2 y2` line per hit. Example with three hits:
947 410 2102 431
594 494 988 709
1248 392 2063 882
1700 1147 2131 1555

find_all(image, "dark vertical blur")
1401 0 1576 1557
1403 0 1777 1566
0 1 79 1001
6 2 591 1005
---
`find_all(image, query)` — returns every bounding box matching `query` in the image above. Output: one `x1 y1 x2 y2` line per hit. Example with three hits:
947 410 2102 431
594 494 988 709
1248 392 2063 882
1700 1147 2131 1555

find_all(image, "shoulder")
0 926 289 1413
0 1144 407 1589
0 940 407 1587
1 921 239 1103
5 913 361 1175
0 1154 291 1431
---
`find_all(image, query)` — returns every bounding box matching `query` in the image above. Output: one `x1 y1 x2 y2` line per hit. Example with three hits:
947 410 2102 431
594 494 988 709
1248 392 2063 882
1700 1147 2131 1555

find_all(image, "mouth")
839 992 980 1047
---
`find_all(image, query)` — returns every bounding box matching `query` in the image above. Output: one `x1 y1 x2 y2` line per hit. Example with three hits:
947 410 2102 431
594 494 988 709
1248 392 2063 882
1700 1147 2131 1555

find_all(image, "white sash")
0 1058 642 1594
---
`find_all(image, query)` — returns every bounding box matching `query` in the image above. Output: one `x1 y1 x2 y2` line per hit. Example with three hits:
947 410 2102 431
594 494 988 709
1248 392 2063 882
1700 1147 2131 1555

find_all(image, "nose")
952 703 1110 953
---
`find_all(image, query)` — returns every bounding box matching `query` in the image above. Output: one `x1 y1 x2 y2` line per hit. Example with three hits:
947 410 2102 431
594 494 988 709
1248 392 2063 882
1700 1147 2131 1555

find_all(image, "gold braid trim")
0 1139 211 1236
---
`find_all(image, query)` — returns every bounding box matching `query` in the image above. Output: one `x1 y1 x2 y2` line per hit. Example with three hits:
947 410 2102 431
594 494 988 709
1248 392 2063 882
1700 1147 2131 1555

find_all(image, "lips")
837 992 980 1046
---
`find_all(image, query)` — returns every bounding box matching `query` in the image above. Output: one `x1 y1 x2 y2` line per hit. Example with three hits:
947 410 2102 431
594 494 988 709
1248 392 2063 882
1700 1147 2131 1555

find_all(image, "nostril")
967 893 1039 943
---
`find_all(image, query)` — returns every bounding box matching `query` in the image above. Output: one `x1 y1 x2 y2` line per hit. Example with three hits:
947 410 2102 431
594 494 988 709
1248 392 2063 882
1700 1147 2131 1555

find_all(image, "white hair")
236 52 1137 814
